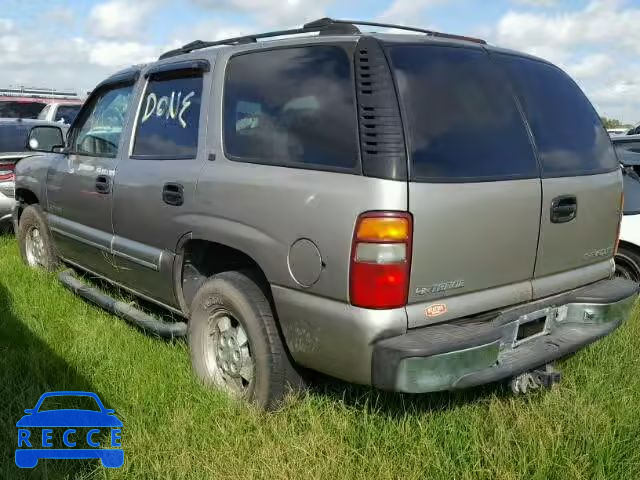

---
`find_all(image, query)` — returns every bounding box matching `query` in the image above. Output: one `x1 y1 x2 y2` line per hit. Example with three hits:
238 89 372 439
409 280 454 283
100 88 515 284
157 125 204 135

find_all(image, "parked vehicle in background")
0 119 66 232
13 18 638 409
614 134 640 281
607 128 629 136
627 123 640 136
0 87 82 120
37 102 83 126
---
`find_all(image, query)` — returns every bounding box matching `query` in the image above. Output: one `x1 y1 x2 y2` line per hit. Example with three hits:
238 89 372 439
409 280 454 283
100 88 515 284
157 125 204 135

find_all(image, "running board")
58 269 187 339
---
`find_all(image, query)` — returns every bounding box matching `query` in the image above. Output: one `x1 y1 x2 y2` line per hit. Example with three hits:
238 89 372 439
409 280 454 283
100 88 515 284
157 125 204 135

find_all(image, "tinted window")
132 73 202 158
223 46 358 171
0 101 46 119
72 84 133 157
388 45 537 181
0 124 29 152
55 105 81 124
496 54 618 177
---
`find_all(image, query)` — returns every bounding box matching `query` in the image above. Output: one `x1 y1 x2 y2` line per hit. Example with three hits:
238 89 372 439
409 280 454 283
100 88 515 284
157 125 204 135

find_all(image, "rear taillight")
0 162 15 182
615 192 624 255
350 212 412 309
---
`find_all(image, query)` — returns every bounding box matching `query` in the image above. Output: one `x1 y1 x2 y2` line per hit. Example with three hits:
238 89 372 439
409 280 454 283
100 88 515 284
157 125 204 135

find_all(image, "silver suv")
13 18 638 408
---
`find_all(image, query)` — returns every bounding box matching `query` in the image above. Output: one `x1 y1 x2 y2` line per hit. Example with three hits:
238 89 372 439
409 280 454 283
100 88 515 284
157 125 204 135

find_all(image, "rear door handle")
550 195 577 223
95 175 111 194
162 182 184 206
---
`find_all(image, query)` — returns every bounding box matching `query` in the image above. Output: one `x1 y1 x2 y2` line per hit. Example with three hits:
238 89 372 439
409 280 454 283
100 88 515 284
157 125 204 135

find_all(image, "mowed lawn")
1 236 640 480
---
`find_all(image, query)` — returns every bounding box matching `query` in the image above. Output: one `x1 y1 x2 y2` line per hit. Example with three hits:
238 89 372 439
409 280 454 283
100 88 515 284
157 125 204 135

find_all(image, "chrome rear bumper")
372 277 638 393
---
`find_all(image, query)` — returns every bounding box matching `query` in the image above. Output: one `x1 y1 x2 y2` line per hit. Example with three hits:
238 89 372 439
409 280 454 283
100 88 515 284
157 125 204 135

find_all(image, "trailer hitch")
509 364 562 394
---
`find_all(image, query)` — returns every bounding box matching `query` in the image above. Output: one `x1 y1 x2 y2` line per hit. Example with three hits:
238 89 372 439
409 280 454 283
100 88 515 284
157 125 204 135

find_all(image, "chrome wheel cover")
204 310 254 396
24 226 45 268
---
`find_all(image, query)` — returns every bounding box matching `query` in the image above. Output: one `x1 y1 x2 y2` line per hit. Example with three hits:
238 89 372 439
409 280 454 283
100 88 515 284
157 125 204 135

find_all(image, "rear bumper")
372 277 638 393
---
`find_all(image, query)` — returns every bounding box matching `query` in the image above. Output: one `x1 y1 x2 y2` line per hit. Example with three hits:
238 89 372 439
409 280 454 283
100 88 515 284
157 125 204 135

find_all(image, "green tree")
601 116 628 129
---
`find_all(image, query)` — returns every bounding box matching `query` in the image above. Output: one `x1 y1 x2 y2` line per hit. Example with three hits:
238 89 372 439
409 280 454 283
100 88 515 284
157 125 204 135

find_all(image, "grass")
1 236 640 480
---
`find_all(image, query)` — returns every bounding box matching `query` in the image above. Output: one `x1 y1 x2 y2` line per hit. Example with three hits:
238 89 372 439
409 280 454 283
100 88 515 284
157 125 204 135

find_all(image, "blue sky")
0 0 638 123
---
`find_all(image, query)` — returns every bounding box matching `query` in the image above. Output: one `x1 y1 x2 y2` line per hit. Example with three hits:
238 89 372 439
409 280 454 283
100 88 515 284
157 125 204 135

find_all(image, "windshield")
55 105 81 124
37 395 101 412
0 101 47 119
0 124 29 152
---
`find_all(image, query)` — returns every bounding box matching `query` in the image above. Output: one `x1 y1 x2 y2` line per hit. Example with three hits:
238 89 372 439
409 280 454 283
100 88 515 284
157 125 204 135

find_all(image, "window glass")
496 54 618 177
0 101 46 119
72 85 133 157
388 45 537 181
55 105 81 124
223 46 358 170
132 73 202 158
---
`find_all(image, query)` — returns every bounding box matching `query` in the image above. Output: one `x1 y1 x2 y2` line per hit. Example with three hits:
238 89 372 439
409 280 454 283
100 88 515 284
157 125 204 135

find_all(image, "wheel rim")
24 226 45 268
204 310 254 396
615 253 640 283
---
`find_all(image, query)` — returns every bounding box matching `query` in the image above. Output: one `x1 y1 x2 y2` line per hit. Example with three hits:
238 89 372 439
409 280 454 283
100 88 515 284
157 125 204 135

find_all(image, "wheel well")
14 189 39 222
180 239 272 309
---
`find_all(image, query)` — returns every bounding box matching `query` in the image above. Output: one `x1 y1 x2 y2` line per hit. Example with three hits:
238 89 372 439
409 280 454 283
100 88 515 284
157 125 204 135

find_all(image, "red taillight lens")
0 162 15 182
350 212 412 309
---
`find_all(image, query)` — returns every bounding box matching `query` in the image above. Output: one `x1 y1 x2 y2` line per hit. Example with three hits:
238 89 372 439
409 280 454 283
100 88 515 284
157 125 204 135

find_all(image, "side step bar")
58 269 187 339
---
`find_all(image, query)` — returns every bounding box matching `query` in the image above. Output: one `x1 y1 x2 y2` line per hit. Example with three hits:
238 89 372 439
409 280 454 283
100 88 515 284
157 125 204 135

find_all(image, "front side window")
223 45 359 171
72 84 133 157
388 45 538 182
132 73 203 159
496 54 618 177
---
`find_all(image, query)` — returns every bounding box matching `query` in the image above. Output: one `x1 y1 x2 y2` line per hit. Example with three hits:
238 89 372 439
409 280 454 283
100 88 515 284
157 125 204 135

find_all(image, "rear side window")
388 45 538 182
132 73 203 159
496 54 618 177
223 46 359 171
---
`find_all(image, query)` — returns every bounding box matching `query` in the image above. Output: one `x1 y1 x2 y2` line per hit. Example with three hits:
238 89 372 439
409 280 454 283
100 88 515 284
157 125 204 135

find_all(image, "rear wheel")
188 271 304 409
615 244 640 283
17 205 58 271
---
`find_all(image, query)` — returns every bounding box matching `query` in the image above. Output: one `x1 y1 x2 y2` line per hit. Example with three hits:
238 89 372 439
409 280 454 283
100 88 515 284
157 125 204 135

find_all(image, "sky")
0 0 638 124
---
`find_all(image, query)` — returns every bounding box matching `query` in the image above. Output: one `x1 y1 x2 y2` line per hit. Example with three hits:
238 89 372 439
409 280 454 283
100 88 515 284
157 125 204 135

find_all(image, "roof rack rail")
158 17 485 60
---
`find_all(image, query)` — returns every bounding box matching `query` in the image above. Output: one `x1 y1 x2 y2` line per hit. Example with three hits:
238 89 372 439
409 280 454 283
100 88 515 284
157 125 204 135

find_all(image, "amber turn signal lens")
356 217 410 242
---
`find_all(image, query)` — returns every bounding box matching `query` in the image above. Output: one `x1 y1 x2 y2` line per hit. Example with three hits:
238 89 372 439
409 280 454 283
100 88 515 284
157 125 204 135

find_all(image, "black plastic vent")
354 37 407 181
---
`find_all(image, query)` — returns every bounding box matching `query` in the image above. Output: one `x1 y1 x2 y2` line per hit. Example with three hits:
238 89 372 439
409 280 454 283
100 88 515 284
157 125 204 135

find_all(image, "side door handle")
162 182 184 206
550 195 577 223
95 175 111 194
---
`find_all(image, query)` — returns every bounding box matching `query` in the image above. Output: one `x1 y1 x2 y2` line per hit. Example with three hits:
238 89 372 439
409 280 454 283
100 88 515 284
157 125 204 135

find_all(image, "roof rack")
158 17 486 60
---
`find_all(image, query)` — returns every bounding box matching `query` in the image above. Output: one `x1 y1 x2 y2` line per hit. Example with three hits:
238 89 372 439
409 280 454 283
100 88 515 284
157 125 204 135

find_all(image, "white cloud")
378 0 448 24
510 0 560 7
89 0 159 39
88 41 161 67
492 0 640 123
191 0 334 27
0 18 13 34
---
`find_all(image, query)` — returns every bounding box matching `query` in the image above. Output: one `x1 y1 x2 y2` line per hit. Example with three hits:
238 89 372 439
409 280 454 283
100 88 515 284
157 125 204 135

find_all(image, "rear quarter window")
388 45 538 182
223 45 359 172
495 54 618 177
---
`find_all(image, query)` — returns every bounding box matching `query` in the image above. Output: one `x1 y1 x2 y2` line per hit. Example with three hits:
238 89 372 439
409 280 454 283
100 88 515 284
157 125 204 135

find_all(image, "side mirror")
27 126 65 153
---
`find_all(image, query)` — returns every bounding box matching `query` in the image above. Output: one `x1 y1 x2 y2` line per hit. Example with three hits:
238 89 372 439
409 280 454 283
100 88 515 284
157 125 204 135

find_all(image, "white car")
608 128 629 136
37 102 83 125
615 134 640 280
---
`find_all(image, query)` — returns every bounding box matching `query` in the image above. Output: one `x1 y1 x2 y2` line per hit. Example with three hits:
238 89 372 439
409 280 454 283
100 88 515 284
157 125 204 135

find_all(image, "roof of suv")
100 18 553 93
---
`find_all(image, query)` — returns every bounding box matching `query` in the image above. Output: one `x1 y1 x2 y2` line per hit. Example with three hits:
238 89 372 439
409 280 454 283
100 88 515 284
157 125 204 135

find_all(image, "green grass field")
1 236 640 479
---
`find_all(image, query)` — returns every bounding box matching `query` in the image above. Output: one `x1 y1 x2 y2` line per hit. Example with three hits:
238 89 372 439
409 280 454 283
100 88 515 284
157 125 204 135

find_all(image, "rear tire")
615 244 640 283
188 270 304 410
17 205 58 271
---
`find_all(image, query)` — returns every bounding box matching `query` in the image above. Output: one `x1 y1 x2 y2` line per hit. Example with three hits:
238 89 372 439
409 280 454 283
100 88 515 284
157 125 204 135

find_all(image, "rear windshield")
0 101 47 119
495 54 618 177
0 124 29 152
388 45 538 182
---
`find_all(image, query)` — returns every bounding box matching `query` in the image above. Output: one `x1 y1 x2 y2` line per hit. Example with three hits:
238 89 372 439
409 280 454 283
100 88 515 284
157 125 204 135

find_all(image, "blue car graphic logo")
15 391 123 468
